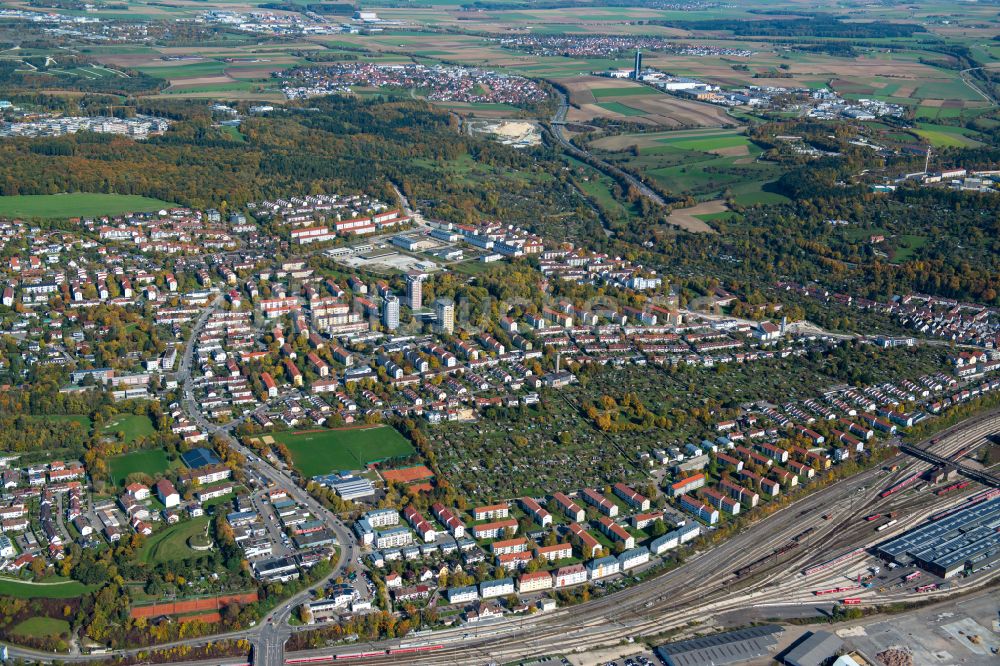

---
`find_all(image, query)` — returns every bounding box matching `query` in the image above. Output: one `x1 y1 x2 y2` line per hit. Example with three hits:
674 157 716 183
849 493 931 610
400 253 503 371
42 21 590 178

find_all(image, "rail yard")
263 411 1000 665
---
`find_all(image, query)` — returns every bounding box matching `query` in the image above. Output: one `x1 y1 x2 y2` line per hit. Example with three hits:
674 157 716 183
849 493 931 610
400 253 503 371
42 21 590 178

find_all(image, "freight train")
935 481 971 496
732 527 815 579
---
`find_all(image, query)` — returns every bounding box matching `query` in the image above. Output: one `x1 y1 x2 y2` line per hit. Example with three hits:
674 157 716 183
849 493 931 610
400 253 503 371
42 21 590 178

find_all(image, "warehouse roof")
876 497 1000 575
783 631 843 666
654 624 783 666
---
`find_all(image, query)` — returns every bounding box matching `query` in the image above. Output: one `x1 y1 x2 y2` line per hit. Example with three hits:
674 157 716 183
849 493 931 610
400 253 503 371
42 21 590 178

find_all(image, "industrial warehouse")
876 496 1000 578
653 624 784 665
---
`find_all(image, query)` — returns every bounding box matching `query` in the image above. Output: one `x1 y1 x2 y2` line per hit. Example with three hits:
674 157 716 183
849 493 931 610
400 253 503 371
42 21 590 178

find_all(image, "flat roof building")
876 497 1000 578
181 447 222 469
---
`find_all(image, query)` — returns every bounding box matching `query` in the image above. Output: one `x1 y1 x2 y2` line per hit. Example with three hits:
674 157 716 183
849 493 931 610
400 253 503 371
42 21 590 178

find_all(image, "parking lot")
839 592 999 665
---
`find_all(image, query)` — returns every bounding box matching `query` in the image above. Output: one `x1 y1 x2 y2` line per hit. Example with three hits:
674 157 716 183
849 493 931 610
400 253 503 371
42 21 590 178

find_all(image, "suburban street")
178 292 361 666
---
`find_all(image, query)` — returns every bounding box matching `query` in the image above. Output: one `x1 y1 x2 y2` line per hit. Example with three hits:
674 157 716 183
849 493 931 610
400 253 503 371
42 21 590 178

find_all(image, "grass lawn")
452 260 493 276
577 175 631 217
12 617 71 639
102 414 155 443
220 125 246 142
274 425 416 477
109 449 170 486
136 516 212 565
890 234 929 263
0 577 98 599
0 193 173 219
729 180 791 206
695 211 742 222
27 414 92 429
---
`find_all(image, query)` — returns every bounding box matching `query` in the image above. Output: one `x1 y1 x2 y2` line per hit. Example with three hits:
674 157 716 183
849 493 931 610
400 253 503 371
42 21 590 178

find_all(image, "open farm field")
666 199 728 233
596 102 646 117
592 130 787 206
914 123 985 148
592 128 742 151
564 77 737 127
593 128 752 156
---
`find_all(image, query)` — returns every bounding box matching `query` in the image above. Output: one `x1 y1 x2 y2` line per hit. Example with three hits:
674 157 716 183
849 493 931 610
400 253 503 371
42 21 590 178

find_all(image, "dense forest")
0 96 603 241
1 92 997 306
650 16 926 38
632 189 1000 307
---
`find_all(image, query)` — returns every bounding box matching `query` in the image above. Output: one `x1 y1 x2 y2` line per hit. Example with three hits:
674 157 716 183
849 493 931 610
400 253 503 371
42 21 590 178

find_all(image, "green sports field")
109 449 170 486
274 425 416 477
102 414 155 443
0 193 173 219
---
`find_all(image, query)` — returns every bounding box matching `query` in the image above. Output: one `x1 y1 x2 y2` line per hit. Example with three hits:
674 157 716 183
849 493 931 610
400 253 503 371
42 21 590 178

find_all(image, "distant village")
491 34 754 59
279 63 547 105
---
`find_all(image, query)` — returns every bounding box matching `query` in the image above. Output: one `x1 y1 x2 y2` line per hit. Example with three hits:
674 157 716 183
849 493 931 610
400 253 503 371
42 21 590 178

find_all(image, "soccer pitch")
273 425 416 477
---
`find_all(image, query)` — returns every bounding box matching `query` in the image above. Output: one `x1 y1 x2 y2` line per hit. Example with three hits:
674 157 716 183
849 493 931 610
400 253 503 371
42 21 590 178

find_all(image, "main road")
177 294 359 666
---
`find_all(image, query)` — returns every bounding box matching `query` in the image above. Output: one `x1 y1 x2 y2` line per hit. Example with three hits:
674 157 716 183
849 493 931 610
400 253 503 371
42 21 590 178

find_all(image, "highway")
548 91 667 207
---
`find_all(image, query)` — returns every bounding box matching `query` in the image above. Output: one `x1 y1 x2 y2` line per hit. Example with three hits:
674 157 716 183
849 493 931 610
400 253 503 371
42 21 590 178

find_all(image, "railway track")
283 413 1000 665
